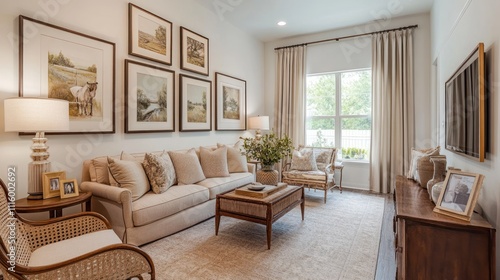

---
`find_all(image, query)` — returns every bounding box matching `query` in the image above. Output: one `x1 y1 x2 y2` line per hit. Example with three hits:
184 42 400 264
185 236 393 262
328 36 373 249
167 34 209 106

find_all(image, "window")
305 69 371 161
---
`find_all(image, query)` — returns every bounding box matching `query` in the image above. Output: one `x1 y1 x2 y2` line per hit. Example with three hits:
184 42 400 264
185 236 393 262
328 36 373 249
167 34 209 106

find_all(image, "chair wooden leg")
324 189 327 203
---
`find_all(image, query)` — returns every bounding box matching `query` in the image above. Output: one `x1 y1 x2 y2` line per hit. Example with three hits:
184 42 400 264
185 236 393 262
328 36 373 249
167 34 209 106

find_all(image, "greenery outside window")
306 69 371 161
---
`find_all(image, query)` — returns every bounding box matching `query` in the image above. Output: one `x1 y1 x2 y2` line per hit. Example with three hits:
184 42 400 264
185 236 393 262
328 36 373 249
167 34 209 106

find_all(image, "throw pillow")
89 156 110 184
200 146 230 178
313 148 335 171
107 157 150 201
290 149 318 171
217 142 248 173
407 146 440 180
168 148 206 185
143 152 177 194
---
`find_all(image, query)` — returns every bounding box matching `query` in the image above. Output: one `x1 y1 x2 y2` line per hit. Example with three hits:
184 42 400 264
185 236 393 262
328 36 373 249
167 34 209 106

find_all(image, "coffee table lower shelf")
215 185 304 249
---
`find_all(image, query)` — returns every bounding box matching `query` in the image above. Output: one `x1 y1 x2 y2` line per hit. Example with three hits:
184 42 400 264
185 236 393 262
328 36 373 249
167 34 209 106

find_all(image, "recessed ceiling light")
277 21 287 26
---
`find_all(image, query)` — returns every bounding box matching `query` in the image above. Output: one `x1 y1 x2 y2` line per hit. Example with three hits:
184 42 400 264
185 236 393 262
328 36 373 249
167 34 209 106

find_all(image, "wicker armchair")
0 179 155 280
282 146 337 203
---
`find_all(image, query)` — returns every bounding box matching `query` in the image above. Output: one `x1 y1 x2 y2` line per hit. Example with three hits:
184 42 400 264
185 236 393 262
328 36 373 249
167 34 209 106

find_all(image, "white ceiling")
194 0 434 42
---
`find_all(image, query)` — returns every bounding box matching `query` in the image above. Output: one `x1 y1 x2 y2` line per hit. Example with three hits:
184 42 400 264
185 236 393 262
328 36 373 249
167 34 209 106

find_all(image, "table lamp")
248 116 269 140
4 97 69 199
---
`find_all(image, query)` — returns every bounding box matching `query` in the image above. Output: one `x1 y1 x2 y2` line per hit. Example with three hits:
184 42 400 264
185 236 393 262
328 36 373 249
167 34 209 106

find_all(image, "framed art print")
433 170 484 221
125 59 175 133
129 3 172 65
19 15 115 134
179 74 212 131
215 72 246 131
42 171 66 199
180 27 209 76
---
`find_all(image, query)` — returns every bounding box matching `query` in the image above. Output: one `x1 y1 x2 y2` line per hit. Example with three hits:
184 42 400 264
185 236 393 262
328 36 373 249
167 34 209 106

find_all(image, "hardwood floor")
375 193 396 280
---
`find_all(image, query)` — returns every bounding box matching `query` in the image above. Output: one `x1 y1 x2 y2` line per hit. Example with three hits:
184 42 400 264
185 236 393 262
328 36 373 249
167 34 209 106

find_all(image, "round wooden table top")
15 191 92 213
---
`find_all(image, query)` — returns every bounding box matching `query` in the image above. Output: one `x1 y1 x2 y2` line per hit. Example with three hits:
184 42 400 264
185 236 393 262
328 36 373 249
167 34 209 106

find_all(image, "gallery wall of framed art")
14 2 255 138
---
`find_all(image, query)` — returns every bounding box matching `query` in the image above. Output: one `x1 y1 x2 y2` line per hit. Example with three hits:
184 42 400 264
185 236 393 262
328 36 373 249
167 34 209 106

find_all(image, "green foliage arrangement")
341 147 368 159
241 133 294 167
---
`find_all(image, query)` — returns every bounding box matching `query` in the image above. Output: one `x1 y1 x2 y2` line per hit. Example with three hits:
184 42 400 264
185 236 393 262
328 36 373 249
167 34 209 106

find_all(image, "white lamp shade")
248 116 270 130
4 97 69 132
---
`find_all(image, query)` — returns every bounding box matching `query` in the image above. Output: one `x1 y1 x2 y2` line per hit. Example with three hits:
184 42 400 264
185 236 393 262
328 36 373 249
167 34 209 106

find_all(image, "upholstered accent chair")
282 146 338 203
0 179 155 280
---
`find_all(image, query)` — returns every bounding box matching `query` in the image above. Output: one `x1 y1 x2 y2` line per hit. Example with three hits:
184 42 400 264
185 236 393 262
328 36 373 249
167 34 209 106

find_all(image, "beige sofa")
80 145 255 246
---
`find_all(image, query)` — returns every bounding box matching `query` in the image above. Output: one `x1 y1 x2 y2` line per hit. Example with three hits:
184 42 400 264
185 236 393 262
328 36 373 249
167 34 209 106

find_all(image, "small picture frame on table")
42 171 66 199
60 179 79 199
433 170 484 221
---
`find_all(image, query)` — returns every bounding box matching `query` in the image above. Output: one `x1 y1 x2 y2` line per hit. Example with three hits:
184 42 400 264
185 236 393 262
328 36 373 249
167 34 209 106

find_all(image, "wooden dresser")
394 176 495 280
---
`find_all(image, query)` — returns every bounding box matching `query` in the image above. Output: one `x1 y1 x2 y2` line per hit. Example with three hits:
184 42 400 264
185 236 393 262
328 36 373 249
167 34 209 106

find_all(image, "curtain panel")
370 29 415 193
274 45 306 146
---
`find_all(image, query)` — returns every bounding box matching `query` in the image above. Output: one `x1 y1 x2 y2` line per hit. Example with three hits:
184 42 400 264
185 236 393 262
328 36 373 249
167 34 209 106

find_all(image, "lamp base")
27 193 44 200
28 161 51 200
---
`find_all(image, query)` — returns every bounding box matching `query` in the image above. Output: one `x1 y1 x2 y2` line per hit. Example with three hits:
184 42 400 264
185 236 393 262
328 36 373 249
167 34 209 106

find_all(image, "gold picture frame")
42 171 66 199
59 179 79 199
433 170 484 221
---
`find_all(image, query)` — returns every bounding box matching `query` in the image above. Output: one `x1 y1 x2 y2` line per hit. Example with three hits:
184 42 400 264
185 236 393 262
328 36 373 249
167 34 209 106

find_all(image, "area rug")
141 189 385 280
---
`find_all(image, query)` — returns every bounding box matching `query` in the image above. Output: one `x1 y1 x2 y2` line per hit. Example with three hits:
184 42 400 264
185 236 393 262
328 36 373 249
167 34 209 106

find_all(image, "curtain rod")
274 24 418 50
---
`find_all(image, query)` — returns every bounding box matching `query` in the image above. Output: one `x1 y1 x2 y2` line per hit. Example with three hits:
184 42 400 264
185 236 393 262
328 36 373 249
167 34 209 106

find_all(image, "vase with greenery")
241 132 293 170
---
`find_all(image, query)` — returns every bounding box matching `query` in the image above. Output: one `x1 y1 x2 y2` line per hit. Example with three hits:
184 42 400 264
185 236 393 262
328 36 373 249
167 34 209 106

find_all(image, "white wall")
263 13 432 190
431 0 500 273
0 0 265 200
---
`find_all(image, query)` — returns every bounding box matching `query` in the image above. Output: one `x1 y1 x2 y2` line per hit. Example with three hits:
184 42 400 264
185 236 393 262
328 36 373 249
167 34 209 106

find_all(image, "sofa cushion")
290 149 318 171
196 172 254 199
29 229 122 267
107 157 150 201
217 142 248 173
282 170 333 182
132 185 210 226
200 146 230 178
143 152 177 194
168 148 206 185
89 156 110 184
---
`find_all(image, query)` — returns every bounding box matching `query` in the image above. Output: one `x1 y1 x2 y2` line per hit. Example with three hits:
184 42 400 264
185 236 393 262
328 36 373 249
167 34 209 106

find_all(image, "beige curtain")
274 45 306 146
370 29 415 193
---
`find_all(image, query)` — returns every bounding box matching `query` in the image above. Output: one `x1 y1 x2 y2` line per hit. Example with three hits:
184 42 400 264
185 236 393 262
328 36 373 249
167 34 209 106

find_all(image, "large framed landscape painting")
19 15 115 134
180 27 209 76
179 74 211 131
215 72 246 131
129 3 172 65
125 60 175 133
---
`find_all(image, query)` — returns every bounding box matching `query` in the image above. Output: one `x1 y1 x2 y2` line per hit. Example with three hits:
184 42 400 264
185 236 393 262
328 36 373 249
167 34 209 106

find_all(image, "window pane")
305 117 335 147
340 117 371 160
341 70 371 115
306 74 335 116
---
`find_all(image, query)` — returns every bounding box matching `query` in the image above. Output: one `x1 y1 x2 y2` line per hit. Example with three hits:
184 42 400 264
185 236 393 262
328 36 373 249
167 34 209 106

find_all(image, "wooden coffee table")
215 184 304 249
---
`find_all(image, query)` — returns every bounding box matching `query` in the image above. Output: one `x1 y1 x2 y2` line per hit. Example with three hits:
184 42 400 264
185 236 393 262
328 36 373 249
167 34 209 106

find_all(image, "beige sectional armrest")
80 182 132 204
80 181 134 241
247 163 256 175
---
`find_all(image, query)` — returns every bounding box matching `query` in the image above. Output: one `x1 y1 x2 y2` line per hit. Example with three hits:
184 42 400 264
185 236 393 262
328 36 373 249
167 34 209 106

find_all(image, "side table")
16 191 92 218
334 162 344 193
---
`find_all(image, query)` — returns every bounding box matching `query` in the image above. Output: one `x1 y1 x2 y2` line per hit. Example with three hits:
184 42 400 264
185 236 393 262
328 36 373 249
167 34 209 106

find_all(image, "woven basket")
256 170 279 185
